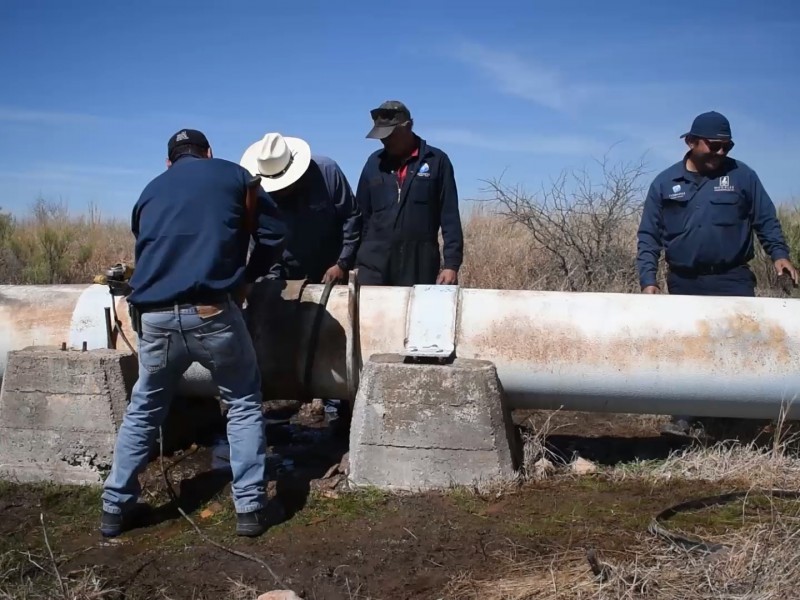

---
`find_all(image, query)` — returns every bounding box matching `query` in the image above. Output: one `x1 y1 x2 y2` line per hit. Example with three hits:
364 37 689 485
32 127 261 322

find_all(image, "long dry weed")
445 507 800 599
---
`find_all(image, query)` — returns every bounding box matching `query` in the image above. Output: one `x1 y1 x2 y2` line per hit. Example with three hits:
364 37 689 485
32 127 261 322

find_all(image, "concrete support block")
0 347 136 485
348 354 521 491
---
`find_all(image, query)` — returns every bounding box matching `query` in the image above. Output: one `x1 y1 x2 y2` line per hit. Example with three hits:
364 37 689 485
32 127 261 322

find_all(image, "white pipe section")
0 285 111 377
2 283 799 420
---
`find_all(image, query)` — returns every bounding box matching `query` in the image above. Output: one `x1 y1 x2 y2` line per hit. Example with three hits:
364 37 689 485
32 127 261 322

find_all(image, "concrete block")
348 354 521 491
0 347 137 485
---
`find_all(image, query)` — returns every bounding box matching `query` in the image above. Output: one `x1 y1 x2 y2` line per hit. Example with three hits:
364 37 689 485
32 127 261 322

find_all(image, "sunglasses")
703 139 735 153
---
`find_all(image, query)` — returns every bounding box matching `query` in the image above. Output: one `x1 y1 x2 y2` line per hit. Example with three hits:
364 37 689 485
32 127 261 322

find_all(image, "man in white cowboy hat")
240 132 362 434
240 132 362 286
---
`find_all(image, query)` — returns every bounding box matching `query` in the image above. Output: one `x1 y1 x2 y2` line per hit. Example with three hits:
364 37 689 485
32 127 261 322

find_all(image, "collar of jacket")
378 135 434 165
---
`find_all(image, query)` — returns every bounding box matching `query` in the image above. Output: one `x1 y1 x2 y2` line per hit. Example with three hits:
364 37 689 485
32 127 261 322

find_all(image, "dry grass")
0 199 132 285
614 438 800 490
3 182 800 294
613 407 800 489
0 551 119 600
444 510 800 599
457 410 800 599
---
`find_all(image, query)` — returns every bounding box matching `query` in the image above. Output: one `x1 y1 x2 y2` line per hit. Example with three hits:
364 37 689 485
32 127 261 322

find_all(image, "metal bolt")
82 341 87 352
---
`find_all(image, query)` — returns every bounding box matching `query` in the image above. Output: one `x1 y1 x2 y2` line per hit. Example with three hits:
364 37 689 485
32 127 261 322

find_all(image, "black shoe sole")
236 524 267 537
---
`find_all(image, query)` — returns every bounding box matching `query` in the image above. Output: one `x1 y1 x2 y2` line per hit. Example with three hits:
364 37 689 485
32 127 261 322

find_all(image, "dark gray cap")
366 100 412 139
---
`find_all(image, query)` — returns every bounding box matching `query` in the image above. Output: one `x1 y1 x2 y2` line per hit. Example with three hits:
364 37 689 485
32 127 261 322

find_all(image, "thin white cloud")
0 106 105 125
449 41 750 119
42 164 151 177
0 164 150 187
428 127 608 156
452 42 577 112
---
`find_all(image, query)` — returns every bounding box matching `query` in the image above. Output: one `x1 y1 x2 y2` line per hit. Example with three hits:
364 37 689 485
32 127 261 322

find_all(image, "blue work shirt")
636 155 789 288
128 154 286 306
250 155 361 283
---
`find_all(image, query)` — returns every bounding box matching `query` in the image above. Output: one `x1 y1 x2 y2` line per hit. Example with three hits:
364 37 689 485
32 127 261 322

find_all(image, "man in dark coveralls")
636 111 798 435
354 100 464 286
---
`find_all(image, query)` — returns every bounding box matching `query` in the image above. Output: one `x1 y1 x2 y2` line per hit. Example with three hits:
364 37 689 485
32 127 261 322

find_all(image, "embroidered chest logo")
668 184 685 200
714 175 735 192
417 162 431 178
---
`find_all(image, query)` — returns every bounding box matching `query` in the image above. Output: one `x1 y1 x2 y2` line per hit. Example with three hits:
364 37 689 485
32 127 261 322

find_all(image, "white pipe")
2 283 799 419
0 285 109 377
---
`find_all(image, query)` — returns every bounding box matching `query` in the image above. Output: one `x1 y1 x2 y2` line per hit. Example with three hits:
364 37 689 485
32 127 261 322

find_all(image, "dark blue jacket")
636 155 789 288
249 155 361 283
354 136 463 286
127 155 286 306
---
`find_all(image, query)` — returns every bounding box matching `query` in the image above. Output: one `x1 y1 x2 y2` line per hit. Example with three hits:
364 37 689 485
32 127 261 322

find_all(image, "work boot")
98 503 152 538
236 500 286 537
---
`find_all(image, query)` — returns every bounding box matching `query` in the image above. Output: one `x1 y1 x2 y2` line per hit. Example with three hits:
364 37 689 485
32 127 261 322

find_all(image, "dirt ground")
0 406 764 599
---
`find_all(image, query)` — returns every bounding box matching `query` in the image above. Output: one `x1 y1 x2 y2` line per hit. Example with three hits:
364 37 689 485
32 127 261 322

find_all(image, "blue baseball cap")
680 111 732 140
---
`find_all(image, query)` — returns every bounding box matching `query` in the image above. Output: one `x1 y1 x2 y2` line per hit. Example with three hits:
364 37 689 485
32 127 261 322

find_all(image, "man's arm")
751 171 790 261
750 169 798 285
354 164 372 245
328 161 362 270
439 154 464 277
636 182 663 290
130 205 139 238
245 190 288 283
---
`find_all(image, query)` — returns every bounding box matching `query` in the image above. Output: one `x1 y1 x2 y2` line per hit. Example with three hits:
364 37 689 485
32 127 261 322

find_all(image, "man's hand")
322 264 346 284
642 285 660 294
436 268 458 285
774 258 799 286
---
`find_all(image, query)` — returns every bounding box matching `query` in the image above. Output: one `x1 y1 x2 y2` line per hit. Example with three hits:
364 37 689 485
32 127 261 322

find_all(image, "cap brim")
240 136 312 193
680 131 732 140
366 124 398 140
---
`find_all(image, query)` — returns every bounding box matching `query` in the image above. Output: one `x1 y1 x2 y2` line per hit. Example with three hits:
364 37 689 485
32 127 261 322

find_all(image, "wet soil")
0 408 752 599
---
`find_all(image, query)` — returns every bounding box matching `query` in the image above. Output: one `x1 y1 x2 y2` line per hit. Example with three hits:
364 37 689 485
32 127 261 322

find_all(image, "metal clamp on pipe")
402 284 459 362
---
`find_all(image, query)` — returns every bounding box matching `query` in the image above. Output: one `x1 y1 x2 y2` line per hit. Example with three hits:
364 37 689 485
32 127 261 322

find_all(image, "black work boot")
99 503 152 538
236 501 286 537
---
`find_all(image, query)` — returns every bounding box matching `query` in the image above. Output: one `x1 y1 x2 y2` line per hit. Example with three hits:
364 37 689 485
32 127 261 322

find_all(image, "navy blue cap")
167 128 210 158
680 111 732 140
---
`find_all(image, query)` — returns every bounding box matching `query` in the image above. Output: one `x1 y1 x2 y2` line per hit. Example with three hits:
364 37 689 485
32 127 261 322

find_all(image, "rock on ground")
257 591 302 600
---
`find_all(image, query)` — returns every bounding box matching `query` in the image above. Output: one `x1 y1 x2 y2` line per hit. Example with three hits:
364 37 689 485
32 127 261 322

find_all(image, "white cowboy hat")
240 132 311 193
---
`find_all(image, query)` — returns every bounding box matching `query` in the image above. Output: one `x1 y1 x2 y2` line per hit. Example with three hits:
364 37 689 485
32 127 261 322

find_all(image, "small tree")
478 153 650 293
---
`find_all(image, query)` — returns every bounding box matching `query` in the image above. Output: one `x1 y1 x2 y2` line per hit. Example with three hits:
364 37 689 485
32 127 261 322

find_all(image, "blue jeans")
102 299 266 514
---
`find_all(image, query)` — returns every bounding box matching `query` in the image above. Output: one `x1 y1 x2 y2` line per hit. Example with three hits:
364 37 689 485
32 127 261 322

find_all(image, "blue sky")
1 0 798 219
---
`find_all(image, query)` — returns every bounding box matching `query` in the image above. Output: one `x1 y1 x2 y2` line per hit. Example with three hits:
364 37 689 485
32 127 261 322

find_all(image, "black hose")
301 278 336 400
648 488 800 553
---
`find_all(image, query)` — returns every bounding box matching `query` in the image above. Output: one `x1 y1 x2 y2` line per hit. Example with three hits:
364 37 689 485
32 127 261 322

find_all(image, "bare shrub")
473 154 649 293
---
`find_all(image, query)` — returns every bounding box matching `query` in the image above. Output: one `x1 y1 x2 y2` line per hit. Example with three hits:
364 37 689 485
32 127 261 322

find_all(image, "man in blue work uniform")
240 132 362 284
637 111 798 435
100 129 287 538
355 100 463 286
240 132 362 431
